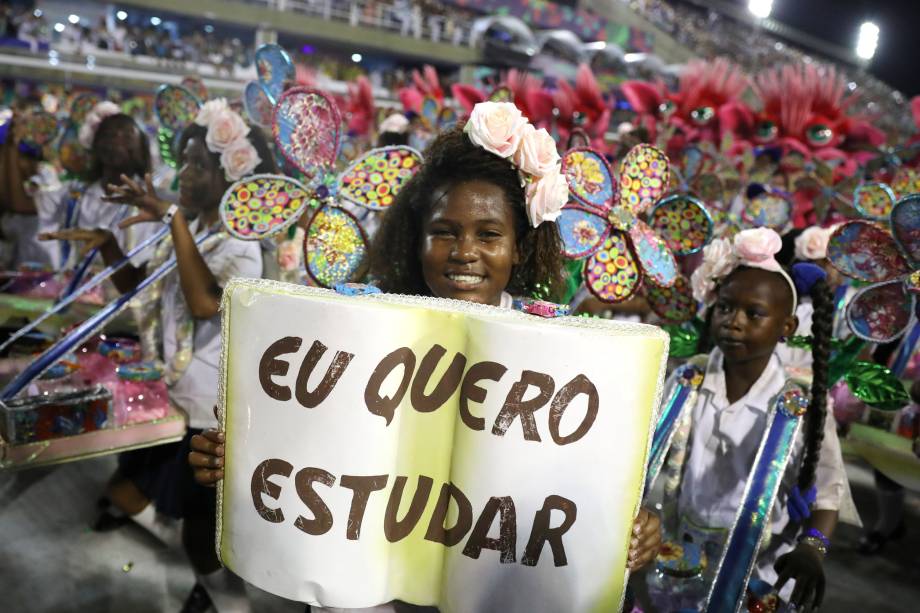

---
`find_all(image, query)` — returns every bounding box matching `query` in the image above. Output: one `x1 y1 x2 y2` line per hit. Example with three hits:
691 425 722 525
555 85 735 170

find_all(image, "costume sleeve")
813 408 848 511
210 239 264 286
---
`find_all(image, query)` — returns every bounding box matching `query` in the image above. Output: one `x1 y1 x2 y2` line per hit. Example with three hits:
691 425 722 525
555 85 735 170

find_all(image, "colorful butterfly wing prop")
180 76 209 103
255 43 295 104
273 87 342 178
244 80 274 128
58 123 91 176
892 168 920 200
584 231 643 303
829 195 920 342
846 280 915 343
616 144 669 216
628 220 678 288
337 146 423 211
557 208 610 259
303 205 369 288
487 86 513 103
644 275 696 323
853 183 896 221
649 194 714 256
438 106 458 130
219 174 311 240
419 96 440 131
154 84 201 133
827 221 910 283
741 184 792 230
566 144 676 302
891 194 920 264
21 111 58 147
68 92 102 125
562 148 615 215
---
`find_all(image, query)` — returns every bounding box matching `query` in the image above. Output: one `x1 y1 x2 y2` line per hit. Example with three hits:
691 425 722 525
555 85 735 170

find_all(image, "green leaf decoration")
157 127 177 169
844 361 910 412
787 335 813 349
829 336 866 386
664 321 702 359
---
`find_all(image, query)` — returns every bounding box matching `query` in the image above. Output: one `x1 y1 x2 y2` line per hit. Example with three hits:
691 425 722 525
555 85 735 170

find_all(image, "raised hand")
103 172 171 228
39 227 114 258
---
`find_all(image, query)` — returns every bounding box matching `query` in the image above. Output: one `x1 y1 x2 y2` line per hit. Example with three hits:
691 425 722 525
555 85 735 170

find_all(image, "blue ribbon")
0 225 171 356
1 230 214 401
890 319 920 378
59 187 84 266
705 386 806 613
57 207 133 302
645 363 704 492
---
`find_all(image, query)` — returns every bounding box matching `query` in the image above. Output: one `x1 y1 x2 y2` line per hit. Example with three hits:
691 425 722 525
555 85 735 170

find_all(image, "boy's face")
710 267 797 364
419 180 520 306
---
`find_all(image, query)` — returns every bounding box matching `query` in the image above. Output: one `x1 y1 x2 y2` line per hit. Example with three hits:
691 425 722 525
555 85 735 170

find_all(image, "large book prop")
217 279 669 612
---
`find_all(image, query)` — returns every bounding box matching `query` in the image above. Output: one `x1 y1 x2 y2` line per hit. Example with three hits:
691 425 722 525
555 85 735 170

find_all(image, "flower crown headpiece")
194 99 261 182
464 101 568 228
78 101 122 149
691 227 798 315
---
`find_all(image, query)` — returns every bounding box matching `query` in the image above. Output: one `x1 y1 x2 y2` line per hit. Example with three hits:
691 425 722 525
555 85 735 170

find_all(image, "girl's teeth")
449 274 483 284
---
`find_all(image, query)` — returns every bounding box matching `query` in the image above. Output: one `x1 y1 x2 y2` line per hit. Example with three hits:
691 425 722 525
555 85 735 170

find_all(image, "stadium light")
116 11 128 21
856 21 879 61
53 23 65 33
150 16 162 26
351 53 362 63
68 14 80 24
748 0 773 19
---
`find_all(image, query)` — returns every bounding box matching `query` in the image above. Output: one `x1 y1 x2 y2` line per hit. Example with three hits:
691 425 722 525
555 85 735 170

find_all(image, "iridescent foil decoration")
153 84 201 132
220 174 310 241
705 384 805 613
304 206 368 287
646 363 704 491
272 87 342 178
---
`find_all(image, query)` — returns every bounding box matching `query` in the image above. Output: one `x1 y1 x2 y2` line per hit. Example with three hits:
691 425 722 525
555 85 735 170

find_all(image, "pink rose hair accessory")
691 227 798 314
77 101 121 149
464 101 566 228
193 99 261 182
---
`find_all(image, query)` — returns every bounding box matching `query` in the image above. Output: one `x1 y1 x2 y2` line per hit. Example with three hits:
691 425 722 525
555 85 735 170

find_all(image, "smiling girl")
190 102 662 612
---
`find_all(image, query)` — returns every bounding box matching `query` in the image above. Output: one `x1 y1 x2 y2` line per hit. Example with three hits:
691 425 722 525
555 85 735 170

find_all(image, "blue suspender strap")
645 363 704 492
890 319 920 378
59 187 83 265
0 230 214 402
58 206 134 301
705 384 808 613
0 225 172 355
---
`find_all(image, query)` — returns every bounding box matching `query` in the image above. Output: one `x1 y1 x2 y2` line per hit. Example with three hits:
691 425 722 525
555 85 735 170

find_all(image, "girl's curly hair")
368 125 566 300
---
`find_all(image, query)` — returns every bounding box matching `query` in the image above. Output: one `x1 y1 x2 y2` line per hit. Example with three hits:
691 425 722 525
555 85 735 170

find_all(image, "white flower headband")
464 101 568 227
194 98 262 182
794 225 838 261
691 227 798 315
78 101 122 149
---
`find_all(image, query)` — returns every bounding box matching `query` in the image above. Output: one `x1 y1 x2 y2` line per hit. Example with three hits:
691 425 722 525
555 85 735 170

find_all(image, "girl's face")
710 268 797 364
94 122 144 181
179 136 228 214
420 180 520 306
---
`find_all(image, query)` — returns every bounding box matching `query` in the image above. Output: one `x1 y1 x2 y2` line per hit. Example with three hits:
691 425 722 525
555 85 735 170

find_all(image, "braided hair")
796 275 833 491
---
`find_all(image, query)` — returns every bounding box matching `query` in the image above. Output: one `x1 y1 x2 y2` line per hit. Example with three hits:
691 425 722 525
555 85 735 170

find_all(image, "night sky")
729 0 920 96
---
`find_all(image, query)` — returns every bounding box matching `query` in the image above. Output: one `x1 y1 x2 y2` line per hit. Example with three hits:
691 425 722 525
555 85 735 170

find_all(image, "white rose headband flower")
464 101 567 227
794 225 837 261
193 98 261 182
78 101 122 149
690 227 798 314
